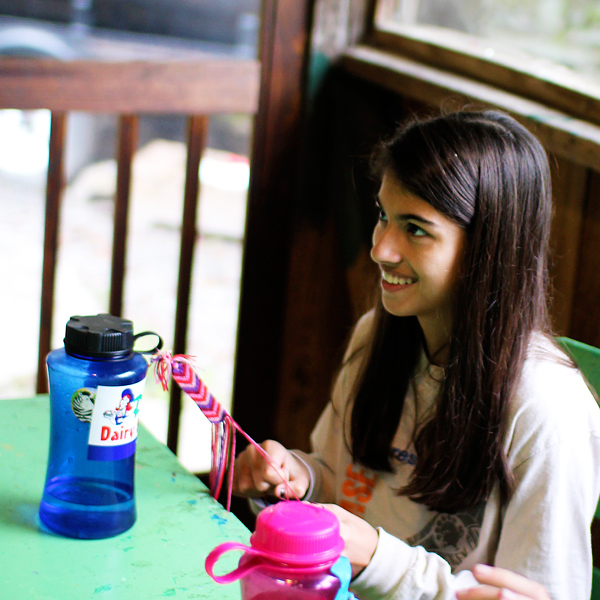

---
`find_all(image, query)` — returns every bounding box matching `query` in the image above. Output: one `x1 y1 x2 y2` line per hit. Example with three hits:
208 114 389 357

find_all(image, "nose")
371 224 402 266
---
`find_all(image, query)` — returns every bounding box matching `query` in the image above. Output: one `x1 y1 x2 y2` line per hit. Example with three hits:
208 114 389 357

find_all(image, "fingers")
455 584 516 599
241 444 269 493
471 565 549 600
455 565 551 600
232 440 310 499
232 441 280 496
272 478 308 500
317 503 378 578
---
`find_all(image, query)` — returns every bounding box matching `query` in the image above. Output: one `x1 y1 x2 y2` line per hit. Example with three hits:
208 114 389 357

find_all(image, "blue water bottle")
39 314 162 539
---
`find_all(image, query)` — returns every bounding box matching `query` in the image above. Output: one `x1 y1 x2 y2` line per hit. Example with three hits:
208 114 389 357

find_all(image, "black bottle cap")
64 314 134 359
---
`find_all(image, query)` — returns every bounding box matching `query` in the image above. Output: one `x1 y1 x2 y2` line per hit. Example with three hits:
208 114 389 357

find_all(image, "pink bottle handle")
205 542 263 584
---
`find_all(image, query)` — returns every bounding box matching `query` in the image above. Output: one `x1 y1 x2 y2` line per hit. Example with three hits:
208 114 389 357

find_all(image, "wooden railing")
0 56 260 452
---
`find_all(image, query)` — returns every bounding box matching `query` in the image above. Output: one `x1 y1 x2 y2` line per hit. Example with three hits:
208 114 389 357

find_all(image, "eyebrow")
375 199 438 227
398 213 438 227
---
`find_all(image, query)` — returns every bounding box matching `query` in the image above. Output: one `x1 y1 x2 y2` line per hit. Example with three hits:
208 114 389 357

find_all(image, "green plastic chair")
556 337 600 600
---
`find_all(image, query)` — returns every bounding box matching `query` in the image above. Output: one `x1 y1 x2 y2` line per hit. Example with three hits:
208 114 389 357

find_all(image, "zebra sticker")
71 388 96 422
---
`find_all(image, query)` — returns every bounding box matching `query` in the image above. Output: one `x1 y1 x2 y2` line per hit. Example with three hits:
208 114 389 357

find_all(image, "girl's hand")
456 564 551 600
232 440 310 500
318 503 379 578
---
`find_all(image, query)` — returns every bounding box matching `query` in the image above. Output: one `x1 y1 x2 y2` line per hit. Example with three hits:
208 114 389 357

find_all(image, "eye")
406 222 427 237
375 201 388 223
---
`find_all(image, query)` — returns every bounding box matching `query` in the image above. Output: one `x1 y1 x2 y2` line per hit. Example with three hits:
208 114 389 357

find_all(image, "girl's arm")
489 432 598 600
345 431 599 600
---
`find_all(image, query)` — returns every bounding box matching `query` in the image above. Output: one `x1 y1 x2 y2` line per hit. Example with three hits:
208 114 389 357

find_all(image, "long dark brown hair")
349 110 553 512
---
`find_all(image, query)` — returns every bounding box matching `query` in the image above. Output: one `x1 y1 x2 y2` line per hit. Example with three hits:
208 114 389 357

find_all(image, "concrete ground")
0 136 248 473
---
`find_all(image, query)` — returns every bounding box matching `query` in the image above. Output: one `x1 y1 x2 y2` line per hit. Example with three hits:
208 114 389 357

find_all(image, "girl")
233 110 600 600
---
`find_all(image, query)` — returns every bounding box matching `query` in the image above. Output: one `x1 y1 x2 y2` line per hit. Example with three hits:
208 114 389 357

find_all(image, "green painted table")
0 396 250 599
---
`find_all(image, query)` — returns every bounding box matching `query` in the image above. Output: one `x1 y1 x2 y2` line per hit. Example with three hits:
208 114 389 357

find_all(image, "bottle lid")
64 314 135 359
250 502 344 566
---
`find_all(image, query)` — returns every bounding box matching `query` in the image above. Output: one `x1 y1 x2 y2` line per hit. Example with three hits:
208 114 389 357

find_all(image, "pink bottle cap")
250 502 344 566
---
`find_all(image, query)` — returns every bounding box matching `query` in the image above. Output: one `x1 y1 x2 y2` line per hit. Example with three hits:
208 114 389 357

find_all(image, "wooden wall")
569 170 600 345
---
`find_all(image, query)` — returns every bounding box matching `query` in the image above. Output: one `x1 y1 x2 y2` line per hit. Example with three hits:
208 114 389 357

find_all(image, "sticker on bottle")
85 379 146 461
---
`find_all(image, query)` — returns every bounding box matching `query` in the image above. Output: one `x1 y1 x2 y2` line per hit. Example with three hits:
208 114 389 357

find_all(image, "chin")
381 302 417 318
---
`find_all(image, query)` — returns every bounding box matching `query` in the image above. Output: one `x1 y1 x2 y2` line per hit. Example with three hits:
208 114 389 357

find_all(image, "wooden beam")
0 58 261 114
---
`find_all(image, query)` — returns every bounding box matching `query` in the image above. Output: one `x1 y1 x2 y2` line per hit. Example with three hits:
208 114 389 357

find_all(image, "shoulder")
329 310 376 412
506 332 600 464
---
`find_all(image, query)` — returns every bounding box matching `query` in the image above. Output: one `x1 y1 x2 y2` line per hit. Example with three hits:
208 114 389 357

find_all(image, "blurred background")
0 0 260 473
379 0 600 82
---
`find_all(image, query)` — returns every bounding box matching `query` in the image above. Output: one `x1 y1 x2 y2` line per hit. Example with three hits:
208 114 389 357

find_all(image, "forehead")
379 171 444 222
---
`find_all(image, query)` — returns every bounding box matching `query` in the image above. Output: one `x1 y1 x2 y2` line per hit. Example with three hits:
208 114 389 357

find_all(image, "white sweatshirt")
295 312 600 600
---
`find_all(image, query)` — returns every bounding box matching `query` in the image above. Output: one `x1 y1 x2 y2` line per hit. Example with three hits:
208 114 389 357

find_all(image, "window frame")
339 0 600 170
371 20 600 123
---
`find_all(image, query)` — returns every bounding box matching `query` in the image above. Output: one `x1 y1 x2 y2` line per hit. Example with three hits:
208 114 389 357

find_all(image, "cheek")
422 268 455 296
438 247 466 291
421 246 464 291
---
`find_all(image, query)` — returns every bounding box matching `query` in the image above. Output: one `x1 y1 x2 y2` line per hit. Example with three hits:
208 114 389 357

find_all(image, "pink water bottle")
205 502 357 600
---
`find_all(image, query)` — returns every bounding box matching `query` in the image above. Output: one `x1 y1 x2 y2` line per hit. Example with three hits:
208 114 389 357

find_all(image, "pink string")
151 350 299 509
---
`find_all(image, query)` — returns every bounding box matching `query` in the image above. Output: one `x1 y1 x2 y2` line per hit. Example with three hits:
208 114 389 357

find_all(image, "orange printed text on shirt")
339 462 377 516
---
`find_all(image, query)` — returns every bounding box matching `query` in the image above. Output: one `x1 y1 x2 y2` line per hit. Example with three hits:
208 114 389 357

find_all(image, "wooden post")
232 0 315 442
36 112 67 394
110 114 138 317
167 115 208 453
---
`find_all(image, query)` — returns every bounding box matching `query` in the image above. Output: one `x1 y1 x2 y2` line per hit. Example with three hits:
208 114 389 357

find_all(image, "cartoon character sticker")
102 388 138 426
85 379 146 461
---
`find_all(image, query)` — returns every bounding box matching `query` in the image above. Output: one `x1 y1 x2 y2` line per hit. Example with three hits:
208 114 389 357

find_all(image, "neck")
419 313 452 365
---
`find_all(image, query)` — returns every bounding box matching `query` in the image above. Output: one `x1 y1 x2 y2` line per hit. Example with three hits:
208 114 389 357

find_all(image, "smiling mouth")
382 272 417 286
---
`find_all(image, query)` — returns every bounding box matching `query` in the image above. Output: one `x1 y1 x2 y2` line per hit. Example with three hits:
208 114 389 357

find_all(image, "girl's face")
371 170 467 353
